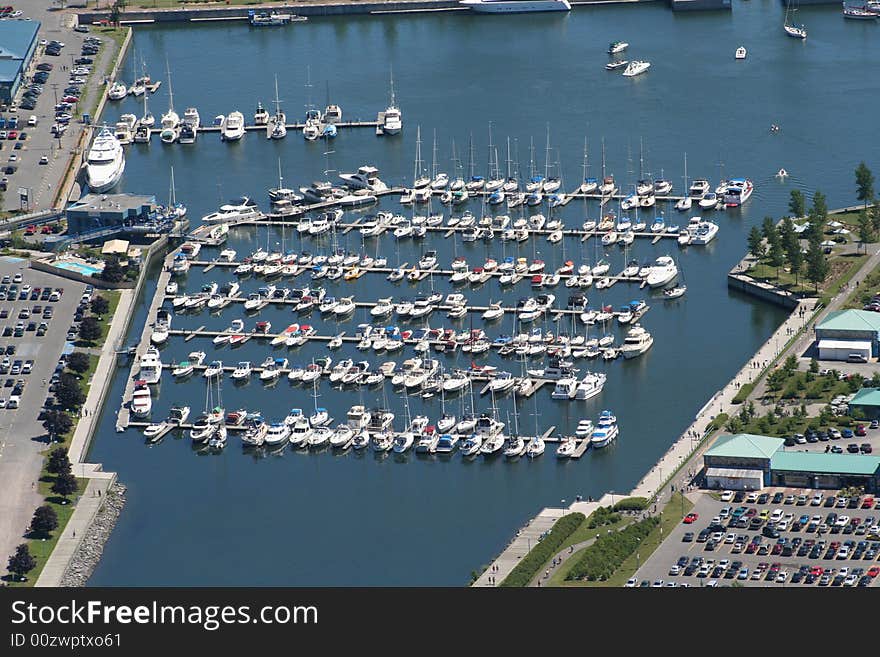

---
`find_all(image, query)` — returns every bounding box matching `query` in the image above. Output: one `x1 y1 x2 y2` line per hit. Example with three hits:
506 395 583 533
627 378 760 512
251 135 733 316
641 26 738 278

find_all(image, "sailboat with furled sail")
159 62 180 145
784 0 807 38
267 74 287 140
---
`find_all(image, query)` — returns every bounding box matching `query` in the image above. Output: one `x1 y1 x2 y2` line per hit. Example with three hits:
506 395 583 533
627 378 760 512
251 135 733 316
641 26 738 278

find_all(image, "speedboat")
663 285 687 299
646 255 678 288
723 178 753 207
621 60 650 77
735 46 747 60
699 192 719 210
555 436 576 458
608 40 629 54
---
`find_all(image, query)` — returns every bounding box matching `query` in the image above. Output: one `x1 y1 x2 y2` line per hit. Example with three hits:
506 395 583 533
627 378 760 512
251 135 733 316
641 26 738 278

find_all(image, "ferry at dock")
459 0 571 12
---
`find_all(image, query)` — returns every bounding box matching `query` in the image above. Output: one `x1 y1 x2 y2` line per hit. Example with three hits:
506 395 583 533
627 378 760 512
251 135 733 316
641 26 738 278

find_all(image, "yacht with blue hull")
459 0 571 12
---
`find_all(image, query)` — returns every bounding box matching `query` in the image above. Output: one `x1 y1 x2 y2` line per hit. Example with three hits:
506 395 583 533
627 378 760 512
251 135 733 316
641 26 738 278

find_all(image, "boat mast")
388 65 397 110
273 74 283 119
431 129 438 180
165 60 174 115
168 166 176 207
506 136 512 180
467 132 476 180
414 125 423 185
528 137 536 180
543 124 551 180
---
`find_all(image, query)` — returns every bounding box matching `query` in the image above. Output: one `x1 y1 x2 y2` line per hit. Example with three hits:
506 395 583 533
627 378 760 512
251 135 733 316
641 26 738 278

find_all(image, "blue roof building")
0 20 41 104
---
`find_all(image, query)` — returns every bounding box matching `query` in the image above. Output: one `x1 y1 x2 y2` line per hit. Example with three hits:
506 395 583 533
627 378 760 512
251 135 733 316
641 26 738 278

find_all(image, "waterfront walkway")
35 288 134 587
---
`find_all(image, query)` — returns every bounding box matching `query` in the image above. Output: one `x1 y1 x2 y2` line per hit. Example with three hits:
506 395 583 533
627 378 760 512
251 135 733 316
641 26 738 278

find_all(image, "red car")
62 96 79 104
868 566 880 578
683 513 699 524
810 566 824 576
24 225 36 235
855 424 867 437
6 130 17 140
862 496 875 509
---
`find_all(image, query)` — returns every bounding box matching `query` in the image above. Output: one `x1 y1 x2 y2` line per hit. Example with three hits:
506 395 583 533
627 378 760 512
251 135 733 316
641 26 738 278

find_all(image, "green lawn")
5 350 102 585
549 493 693 587
94 290 121 347
6 472 85 587
842 261 880 310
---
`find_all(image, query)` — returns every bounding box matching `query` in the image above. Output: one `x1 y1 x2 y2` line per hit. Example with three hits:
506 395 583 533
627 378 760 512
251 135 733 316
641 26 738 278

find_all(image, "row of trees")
747 211 829 289
5 448 79 582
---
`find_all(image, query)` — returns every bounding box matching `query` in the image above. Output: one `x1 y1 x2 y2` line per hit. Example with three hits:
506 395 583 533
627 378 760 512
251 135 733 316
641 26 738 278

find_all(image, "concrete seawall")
727 273 803 310
76 0 666 24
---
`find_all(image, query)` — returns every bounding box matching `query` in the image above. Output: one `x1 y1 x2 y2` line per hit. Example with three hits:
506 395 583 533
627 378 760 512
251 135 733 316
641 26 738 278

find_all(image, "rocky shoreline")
60 483 127 587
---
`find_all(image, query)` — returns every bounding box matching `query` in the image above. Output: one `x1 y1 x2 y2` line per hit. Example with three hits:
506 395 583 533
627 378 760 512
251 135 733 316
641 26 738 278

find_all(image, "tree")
99 256 125 284
768 239 785 279
90 295 109 316
779 218 797 258
78 316 102 343
767 370 787 392
810 190 828 224
789 246 803 285
789 190 806 219
29 505 59 537
67 352 90 374
809 358 819 373
747 226 765 260
7 544 36 582
43 410 74 440
855 162 875 211
51 471 78 501
784 355 798 373
806 239 829 291
47 447 71 475
55 373 85 410
762 216 778 242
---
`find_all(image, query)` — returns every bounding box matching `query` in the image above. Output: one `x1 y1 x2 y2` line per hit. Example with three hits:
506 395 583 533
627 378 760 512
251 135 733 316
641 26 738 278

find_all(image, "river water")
86 3 872 585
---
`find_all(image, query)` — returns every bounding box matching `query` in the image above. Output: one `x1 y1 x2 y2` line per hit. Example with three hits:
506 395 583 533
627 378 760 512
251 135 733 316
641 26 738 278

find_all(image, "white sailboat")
159 63 180 145
267 74 287 140
784 0 807 38
674 153 692 212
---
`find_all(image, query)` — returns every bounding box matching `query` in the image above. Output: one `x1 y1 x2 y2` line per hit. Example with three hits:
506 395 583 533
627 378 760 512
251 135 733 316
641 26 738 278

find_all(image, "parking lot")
0 255 86 566
1 2 115 212
631 488 880 587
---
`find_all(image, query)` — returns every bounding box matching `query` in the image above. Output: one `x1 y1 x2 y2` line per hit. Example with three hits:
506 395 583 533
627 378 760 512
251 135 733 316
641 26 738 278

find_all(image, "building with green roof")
703 434 785 490
815 309 880 360
702 432 880 492
0 20 41 104
849 388 880 420
770 452 880 492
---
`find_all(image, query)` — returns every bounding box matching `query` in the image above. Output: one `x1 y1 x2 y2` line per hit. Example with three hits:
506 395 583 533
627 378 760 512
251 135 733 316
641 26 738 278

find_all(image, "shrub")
612 497 649 512
587 506 621 528
499 513 584 587
565 517 659 582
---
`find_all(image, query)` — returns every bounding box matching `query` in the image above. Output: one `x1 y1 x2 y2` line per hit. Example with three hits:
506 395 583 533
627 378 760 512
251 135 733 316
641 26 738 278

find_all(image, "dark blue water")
87 3 871 585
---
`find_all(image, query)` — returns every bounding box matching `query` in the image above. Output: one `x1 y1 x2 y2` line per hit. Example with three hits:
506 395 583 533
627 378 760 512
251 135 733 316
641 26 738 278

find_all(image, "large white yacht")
201 197 261 224
459 0 571 12
138 347 163 384
382 71 402 135
179 107 200 144
590 410 619 448
646 255 678 288
620 324 654 359
85 127 125 193
723 178 753 207
688 219 719 245
221 111 246 141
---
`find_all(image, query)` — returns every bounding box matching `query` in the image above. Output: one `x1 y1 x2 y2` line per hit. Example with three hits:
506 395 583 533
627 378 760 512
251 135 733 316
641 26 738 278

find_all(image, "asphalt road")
2 2 115 213
0 257 85 572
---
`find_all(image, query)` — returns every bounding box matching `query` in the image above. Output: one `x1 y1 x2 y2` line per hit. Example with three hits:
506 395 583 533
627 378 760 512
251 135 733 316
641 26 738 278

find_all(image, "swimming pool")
55 261 103 277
